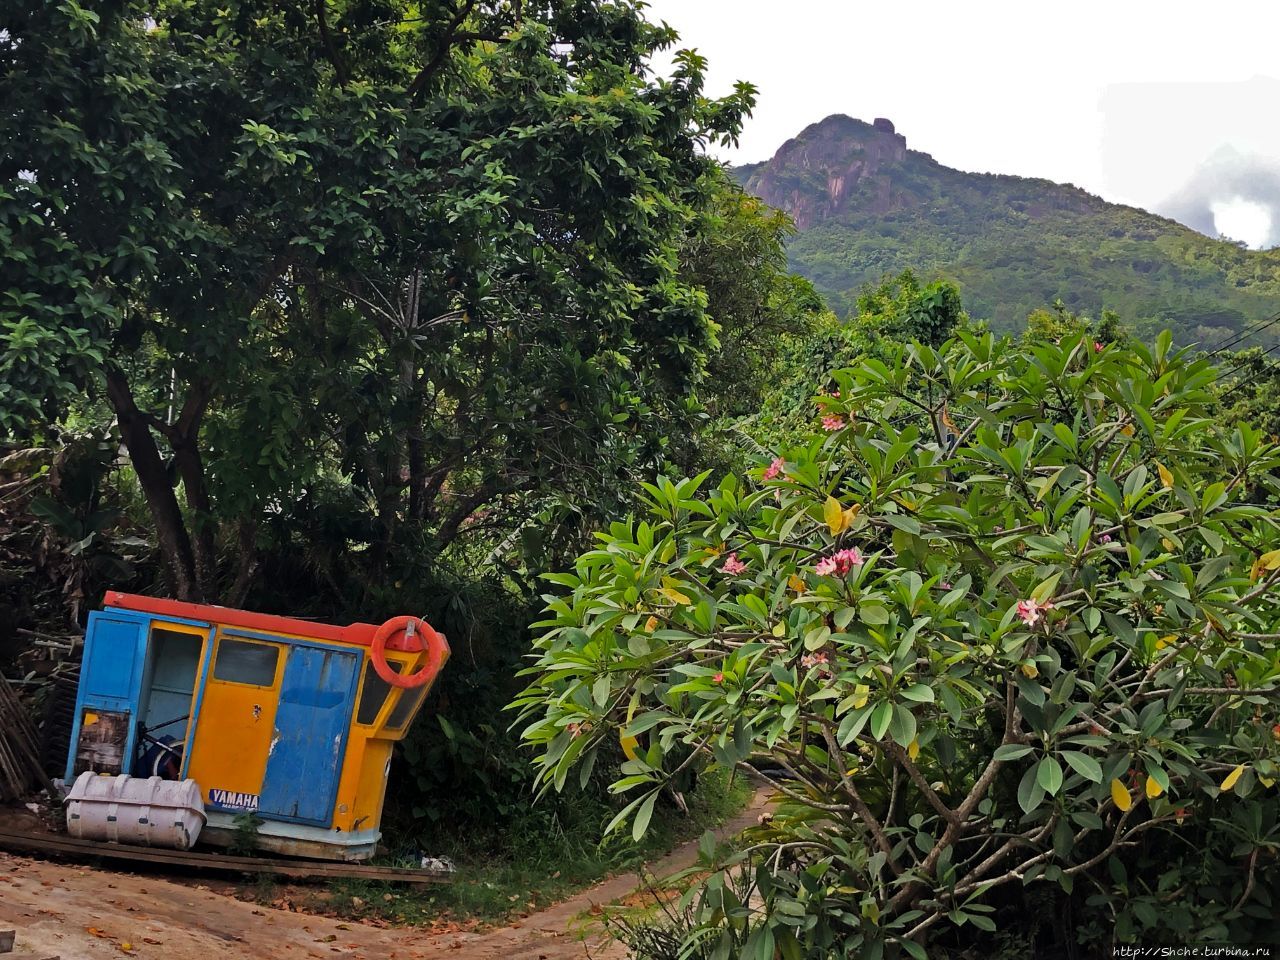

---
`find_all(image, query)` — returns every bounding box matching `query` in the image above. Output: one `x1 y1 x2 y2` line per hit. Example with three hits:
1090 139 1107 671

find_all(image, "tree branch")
314 0 350 85
406 0 479 104
818 724 903 876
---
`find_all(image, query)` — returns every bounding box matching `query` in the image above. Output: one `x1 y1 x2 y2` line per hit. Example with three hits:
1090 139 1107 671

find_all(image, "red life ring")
370 616 448 689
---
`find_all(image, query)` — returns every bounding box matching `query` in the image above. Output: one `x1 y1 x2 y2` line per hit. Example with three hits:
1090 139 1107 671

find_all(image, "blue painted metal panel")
67 610 213 782
82 611 147 704
257 645 359 826
66 610 149 781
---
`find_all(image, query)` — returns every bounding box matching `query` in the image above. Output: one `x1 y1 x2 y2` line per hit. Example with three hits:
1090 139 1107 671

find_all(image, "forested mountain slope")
733 114 1280 341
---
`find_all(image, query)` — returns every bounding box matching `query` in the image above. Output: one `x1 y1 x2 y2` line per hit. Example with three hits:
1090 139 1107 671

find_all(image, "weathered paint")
68 611 161 781
257 644 359 825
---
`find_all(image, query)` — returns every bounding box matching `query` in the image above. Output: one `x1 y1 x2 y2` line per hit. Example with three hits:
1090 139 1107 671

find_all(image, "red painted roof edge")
103 591 385 647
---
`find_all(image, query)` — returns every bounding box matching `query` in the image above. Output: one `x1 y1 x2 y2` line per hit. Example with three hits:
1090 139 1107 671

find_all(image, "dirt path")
0 788 769 960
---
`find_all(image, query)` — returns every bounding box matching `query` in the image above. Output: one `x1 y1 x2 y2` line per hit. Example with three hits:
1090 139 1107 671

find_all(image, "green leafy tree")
1 1 755 601
516 331 1280 956
681 177 825 419
1215 347 1280 442
747 272 968 453
849 270 966 348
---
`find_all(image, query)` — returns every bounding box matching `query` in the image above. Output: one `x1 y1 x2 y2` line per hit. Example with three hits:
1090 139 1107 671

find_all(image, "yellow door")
184 631 284 814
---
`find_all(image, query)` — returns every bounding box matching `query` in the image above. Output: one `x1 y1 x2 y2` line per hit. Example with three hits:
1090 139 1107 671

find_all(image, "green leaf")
888 703 917 747
837 704 873 745
870 701 893 740
993 743 1034 761
804 625 831 651
1036 755 1064 795
1061 750 1103 783
859 602 890 625
592 675 611 708
633 790 658 841
899 683 935 703
1017 765 1046 814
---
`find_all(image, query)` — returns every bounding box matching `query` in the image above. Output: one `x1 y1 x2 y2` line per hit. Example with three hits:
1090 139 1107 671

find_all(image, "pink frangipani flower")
821 415 846 431
1016 598 1054 626
816 547 864 577
800 651 830 672
762 457 784 481
722 552 747 575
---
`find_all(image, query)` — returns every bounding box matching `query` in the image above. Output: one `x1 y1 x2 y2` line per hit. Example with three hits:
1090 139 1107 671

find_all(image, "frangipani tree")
515 331 1280 956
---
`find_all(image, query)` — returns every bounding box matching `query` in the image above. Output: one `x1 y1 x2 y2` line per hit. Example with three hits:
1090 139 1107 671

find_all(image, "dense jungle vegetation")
3 2 1279 956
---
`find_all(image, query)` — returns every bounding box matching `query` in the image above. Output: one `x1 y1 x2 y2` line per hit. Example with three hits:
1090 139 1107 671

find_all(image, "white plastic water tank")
65 773 206 850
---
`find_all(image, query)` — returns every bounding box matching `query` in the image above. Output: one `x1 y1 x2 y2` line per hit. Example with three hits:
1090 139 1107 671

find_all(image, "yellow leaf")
1110 778 1132 811
1161 538 1175 552
1145 776 1163 799
851 684 870 709
620 732 641 761
1155 634 1177 650
1020 662 1039 679
622 699 642 760
1259 775 1275 788
907 738 920 760
659 586 691 606
644 616 658 633
1156 462 1173 489
824 496 848 535
787 574 806 594
771 621 786 637
1220 764 1246 792
1120 423 1135 437
1251 549 1280 581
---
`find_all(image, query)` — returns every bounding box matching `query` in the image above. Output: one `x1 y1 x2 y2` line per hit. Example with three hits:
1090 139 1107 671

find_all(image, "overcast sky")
643 0 1280 247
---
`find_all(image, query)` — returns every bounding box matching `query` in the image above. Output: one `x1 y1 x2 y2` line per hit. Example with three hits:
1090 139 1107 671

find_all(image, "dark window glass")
355 659 401 725
386 683 428 730
213 638 279 686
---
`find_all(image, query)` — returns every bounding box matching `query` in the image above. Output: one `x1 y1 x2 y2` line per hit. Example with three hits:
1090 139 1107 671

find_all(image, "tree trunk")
104 369 201 601
171 437 219 601
226 518 259 607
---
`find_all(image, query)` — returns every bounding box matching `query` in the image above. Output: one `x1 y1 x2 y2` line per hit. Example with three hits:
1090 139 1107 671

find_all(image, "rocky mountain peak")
740 114 910 228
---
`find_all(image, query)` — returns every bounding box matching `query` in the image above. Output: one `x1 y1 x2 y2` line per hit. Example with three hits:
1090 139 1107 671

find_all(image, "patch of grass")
320 769 752 928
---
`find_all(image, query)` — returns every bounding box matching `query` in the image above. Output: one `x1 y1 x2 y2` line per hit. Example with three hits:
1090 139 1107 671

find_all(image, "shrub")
515 331 1280 957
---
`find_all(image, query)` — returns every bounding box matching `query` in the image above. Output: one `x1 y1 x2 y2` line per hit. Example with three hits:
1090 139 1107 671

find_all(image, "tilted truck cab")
66 592 448 860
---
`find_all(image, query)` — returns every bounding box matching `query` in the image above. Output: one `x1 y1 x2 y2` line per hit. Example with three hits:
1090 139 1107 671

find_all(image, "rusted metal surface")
0 828 450 884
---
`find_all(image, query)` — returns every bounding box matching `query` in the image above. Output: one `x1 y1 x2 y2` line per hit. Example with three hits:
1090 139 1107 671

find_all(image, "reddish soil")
0 789 769 960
